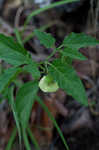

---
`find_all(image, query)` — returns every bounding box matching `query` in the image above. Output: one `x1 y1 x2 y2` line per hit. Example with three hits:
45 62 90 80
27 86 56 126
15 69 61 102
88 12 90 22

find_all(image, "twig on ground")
14 6 24 28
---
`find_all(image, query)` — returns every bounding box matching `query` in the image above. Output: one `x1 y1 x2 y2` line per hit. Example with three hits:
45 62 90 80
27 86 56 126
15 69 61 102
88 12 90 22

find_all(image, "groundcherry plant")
0 1 99 150
0 29 99 150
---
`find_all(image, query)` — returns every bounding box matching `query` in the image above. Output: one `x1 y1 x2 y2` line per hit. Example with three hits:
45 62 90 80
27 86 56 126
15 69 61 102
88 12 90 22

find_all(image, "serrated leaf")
63 32 99 49
0 67 21 93
61 47 87 60
34 29 55 48
0 34 29 66
0 34 27 55
15 81 38 129
23 61 40 79
63 57 73 65
48 59 88 106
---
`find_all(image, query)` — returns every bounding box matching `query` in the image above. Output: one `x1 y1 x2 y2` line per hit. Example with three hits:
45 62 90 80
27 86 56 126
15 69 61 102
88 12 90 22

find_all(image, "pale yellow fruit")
39 75 59 92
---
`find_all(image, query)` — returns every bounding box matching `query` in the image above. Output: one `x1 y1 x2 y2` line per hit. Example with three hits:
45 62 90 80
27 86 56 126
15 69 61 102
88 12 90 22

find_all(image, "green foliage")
63 32 99 49
34 29 55 48
0 34 28 66
61 47 87 60
15 81 38 129
0 34 27 55
23 62 40 79
48 59 88 106
0 67 21 93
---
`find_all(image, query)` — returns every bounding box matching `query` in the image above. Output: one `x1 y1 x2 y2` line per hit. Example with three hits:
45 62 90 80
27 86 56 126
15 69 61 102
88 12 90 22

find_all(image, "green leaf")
61 56 73 65
15 81 38 129
48 59 88 106
0 34 29 66
61 47 87 60
0 67 21 93
34 29 55 48
23 61 40 79
7 86 22 146
0 34 27 55
63 32 99 49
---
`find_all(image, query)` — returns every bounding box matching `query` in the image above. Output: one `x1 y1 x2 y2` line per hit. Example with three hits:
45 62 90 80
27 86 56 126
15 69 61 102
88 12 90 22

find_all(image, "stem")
23 0 78 32
5 127 17 150
27 127 40 150
14 28 23 46
23 128 31 150
45 45 63 61
44 61 48 74
46 48 57 61
39 64 46 73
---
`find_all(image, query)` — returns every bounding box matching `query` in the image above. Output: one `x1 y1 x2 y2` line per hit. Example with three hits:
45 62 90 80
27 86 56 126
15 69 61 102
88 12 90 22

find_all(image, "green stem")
36 96 70 150
39 64 46 73
27 127 40 150
23 128 31 150
46 48 57 61
14 28 23 46
45 45 64 61
23 0 78 31
5 127 17 150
